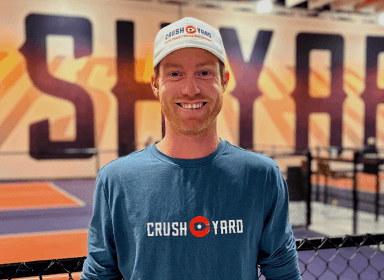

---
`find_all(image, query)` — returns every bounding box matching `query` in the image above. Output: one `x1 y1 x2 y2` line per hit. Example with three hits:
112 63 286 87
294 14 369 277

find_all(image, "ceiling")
280 0 384 14
153 0 384 18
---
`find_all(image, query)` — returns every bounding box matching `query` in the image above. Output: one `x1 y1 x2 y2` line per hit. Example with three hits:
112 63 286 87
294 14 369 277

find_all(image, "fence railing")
1 145 383 232
1 233 383 280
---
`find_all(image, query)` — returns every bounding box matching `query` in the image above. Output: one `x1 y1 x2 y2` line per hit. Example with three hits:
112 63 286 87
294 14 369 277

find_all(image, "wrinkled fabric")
81 140 301 280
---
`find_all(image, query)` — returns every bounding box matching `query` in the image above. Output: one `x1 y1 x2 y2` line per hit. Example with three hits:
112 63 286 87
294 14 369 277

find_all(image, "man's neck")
155 132 220 159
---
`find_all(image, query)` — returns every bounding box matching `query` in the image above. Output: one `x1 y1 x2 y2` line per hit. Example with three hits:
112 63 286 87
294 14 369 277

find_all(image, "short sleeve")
257 166 301 280
81 172 122 280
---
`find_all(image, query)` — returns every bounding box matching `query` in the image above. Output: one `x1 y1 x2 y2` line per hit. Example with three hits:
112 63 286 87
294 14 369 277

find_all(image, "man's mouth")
176 102 207 109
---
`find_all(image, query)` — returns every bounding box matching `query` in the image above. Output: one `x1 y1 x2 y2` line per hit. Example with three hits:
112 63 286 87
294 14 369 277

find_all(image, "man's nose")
182 74 200 96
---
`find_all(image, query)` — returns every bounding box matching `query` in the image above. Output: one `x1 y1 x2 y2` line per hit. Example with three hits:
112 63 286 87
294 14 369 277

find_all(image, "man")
81 17 301 280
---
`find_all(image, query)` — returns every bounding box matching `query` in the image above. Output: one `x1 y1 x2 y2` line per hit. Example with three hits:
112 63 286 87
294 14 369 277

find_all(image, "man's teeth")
180 102 204 109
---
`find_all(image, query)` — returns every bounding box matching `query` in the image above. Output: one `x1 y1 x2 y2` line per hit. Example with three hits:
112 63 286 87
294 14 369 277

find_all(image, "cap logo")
186 25 196 34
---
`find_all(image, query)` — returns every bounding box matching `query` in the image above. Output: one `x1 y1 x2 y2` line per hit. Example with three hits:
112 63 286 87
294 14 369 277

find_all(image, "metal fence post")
306 150 312 229
353 150 359 235
316 146 320 201
375 170 380 221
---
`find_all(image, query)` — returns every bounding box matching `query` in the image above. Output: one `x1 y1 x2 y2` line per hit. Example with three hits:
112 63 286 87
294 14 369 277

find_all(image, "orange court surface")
0 182 84 211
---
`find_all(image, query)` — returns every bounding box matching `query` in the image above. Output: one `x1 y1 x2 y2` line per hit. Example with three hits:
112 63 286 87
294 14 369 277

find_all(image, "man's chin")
176 125 211 137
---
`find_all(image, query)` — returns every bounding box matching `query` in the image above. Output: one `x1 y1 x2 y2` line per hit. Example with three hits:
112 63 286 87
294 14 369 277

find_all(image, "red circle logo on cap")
190 216 210 237
186 26 196 34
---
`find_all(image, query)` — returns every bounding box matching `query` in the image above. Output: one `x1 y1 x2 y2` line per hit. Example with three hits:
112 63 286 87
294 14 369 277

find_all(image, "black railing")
1 145 383 233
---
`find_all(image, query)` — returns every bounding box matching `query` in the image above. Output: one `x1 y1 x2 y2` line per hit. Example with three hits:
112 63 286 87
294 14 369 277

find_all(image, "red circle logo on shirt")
186 25 197 34
190 216 210 237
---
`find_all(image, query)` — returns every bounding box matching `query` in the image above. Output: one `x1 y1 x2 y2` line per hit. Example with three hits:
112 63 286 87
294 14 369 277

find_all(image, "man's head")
151 17 229 137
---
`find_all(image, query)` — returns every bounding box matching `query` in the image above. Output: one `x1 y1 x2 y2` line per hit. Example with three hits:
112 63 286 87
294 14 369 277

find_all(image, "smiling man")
81 17 301 280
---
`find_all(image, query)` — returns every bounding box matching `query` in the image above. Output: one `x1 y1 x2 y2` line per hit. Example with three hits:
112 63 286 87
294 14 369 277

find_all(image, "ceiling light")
256 0 273 14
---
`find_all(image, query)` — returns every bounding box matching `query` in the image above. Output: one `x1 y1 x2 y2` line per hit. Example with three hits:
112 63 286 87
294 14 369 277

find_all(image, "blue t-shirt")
81 140 301 280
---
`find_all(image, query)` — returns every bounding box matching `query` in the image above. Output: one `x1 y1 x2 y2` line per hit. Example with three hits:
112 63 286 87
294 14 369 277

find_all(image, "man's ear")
222 70 230 92
151 75 159 98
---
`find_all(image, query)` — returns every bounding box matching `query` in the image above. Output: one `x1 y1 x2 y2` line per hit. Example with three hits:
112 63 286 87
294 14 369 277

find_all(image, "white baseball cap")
153 17 226 68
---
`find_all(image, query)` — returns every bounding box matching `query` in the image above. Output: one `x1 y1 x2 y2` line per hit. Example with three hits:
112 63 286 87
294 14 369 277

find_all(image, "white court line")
48 182 86 207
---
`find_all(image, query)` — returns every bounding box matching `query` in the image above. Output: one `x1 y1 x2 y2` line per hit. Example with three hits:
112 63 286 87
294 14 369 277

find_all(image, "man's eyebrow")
162 63 182 69
162 60 218 69
196 60 218 68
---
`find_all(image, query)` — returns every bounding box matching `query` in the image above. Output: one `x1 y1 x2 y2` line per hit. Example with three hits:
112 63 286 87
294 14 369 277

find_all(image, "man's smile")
176 102 208 109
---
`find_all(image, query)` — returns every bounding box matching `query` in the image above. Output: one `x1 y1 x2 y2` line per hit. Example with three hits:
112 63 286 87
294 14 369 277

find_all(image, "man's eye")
199 70 213 77
170 72 180 77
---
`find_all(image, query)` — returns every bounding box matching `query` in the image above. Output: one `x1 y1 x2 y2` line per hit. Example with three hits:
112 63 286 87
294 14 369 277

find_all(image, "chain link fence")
1 233 383 280
294 233 384 280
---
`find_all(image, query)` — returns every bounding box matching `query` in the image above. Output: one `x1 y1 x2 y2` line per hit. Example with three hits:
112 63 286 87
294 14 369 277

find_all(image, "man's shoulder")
98 147 153 178
223 141 278 169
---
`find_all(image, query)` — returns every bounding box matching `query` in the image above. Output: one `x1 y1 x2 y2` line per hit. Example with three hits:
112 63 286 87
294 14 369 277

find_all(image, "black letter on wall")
291 33 346 150
361 36 384 144
20 14 94 159
112 21 157 156
220 28 273 149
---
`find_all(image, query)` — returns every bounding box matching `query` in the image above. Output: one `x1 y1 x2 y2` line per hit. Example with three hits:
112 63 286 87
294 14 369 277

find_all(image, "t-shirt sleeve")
81 172 122 280
257 166 302 280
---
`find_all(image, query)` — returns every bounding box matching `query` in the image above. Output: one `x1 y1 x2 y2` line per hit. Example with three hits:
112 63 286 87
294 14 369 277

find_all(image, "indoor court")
1 0 384 279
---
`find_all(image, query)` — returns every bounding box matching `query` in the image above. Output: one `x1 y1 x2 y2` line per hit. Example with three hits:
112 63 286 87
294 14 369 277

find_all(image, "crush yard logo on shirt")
147 216 243 237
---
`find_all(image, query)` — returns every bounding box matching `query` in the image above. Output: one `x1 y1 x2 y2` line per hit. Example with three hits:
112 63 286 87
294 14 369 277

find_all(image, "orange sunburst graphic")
0 45 117 151
256 65 368 148
1 42 384 153
0 44 158 152
0 47 40 149
0 49 26 100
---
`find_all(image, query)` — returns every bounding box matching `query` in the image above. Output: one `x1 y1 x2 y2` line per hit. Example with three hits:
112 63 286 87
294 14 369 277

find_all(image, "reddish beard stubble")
159 93 223 137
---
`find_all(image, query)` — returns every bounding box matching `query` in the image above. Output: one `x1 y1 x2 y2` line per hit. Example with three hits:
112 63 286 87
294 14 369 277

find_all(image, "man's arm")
257 166 302 280
81 173 122 280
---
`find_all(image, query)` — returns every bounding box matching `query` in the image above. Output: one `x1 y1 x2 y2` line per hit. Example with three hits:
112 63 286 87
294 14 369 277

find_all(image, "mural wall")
1 0 384 179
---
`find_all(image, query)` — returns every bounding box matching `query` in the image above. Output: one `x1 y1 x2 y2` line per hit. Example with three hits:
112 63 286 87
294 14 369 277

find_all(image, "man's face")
152 48 228 137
